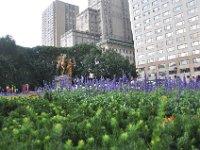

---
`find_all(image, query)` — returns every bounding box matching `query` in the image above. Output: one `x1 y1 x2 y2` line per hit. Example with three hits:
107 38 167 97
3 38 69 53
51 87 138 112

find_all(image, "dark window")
180 68 190 73
169 70 177 75
194 66 200 72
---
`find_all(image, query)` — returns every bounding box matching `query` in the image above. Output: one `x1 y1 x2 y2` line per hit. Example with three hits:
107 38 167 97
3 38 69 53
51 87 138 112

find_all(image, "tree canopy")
0 35 136 91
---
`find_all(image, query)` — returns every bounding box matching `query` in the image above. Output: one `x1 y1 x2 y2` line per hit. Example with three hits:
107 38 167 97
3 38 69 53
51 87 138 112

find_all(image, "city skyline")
43 0 135 64
0 0 87 47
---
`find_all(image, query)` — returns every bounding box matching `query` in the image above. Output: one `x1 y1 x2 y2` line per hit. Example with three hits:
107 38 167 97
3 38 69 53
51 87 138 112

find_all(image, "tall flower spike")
183 75 186 88
144 73 147 92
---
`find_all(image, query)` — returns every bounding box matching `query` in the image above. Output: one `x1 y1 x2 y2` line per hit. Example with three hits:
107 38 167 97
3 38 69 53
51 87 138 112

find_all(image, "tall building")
76 8 99 34
91 0 136 63
88 0 133 43
42 0 79 47
96 0 134 64
88 0 101 10
60 30 100 47
61 8 100 47
101 0 133 43
59 0 134 64
129 0 200 78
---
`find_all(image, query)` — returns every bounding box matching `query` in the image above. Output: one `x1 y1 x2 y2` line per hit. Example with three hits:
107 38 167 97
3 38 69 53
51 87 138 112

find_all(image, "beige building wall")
88 0 133 43
59 0 134 64
129 0 200 79
42 3 55 46
42 0 79 47
88 0 101 10
76 8 99 34
54 1 65 47
97 40 135 64
100 0 133 43
87 0 135 64
61 29 100 47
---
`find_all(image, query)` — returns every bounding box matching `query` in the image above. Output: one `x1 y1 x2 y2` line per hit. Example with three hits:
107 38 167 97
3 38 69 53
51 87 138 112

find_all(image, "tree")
0 35 136 90
76 47 101 77
96 50 133 79
68 44 101 77
0 35 16 56
28 46 64 87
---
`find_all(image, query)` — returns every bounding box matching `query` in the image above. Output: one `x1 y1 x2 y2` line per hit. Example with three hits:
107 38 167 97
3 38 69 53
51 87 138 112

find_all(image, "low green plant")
0 89 200 149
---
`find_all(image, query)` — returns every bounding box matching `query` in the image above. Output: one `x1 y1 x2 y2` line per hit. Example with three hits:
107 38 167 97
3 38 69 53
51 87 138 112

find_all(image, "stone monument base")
54 75 72 88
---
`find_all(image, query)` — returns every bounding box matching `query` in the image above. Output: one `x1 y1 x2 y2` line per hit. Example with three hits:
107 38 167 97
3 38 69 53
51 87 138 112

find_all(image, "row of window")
136 37 200 49
142 67 200 76
139 49 200 58
133 0 189 5
134 14 199 27
132 0 196 12
138 57 200 65
169 67 200 74
125 56 134 62
137 5 197 16
136 27 185 39
133 4 197 18
140 59 200 69
135 11 198 30
135 19 199 37
168 68 192 74
135 23 200 45
114 49 133 55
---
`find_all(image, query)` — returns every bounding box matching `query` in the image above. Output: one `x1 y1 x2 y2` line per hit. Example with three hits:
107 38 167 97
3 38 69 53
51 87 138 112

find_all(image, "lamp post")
174 67 178 78
89 73 94 79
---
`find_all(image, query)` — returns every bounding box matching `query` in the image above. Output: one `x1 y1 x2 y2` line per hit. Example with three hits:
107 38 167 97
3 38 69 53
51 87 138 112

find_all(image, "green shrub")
0 90 200 149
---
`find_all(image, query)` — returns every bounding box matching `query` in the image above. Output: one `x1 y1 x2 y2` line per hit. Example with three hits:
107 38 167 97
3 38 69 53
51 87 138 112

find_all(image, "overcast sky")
0 0 88 47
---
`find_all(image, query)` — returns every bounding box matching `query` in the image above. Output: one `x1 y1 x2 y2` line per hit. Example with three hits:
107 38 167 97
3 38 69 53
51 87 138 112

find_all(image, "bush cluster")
0 89 200 149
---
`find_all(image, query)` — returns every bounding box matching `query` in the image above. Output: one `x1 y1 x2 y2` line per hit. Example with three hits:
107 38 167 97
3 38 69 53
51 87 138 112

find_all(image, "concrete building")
59 0 134 64
88 0 133 43
88 0 101 10
60 29 100 47
76 8 99 34
61 8 101 47
99 0 133 43
56 0 135 63
129 0 200 79
42 0 79 47
97 39 135 64
60 8 101 47
90 0 135 64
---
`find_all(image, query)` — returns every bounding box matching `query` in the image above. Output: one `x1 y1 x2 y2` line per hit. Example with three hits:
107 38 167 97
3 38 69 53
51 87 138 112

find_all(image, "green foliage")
98 50 132 79
0 35 16 55
0 36 135 90
0 90 200 149
68 44 102 77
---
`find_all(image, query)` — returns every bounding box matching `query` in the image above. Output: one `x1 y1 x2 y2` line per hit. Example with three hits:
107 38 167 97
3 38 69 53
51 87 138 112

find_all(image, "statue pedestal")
54 75 72 89
55 75 68 81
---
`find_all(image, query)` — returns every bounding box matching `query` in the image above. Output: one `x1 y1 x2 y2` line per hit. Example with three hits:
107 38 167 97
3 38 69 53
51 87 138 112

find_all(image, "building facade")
76 8 99 34
89 0 135 64
129 0 200 78
60 8 101 47
99 0 133 43
88 0 133 43
88 0 101 10
60 0 135 64
60 29 100 47
42 0 79 47
97 39 135 64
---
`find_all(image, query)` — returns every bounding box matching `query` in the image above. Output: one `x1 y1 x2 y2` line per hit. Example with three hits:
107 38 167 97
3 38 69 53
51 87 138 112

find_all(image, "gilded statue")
57 54 76 78
57 54 67 75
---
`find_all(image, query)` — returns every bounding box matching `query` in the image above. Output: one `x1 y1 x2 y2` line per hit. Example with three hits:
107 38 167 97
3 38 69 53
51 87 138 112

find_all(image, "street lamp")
174 67 178 78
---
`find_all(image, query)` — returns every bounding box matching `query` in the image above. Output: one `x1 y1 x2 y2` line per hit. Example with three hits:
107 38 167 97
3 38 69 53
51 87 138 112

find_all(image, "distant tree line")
0 35 136 91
